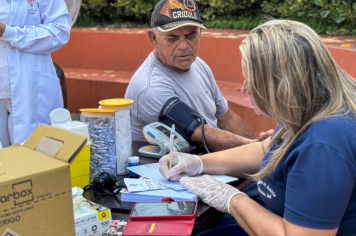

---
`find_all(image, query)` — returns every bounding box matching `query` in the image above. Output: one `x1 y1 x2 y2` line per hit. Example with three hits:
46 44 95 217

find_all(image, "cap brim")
158 21 206 32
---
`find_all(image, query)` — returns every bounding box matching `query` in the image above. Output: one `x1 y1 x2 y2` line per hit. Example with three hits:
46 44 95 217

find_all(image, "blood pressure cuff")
159 97 206 145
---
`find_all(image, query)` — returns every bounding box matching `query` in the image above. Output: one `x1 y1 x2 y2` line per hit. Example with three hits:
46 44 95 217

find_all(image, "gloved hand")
159 152 203 181
181 175 247 213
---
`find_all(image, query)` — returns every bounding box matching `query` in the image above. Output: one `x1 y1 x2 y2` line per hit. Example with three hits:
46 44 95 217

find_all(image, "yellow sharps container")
49 108 93 188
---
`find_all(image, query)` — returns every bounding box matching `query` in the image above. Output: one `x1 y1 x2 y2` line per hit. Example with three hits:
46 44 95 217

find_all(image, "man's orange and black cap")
151 0 206 32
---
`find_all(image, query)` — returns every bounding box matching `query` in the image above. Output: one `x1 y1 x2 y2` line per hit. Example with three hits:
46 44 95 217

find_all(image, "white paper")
124 178 168 192
115 109 132 174
127 163 239 190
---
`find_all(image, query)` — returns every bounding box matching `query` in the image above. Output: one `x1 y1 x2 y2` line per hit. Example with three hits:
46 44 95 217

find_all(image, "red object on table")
123 199 197 236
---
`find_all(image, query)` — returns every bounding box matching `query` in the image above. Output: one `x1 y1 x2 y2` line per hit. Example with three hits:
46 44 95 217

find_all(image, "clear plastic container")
50 108 90 141
99 99 134 175
80 109 116 182
50 108 72 126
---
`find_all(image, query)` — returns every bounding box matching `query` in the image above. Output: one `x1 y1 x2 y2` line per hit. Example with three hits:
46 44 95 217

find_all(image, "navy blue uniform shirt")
259 115 356 235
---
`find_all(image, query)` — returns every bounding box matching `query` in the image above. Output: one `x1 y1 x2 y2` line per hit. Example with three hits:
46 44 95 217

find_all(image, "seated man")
125 0 272 152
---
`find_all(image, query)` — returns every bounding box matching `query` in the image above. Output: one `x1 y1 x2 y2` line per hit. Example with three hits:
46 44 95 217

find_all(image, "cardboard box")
0 125 87 236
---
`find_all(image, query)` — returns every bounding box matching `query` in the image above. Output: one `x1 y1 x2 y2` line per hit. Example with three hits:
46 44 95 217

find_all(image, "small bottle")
128 156 140 177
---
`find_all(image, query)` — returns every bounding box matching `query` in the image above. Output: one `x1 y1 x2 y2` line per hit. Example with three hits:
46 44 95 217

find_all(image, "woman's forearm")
230 194 286 236
229 195 338 236
200 140 267 178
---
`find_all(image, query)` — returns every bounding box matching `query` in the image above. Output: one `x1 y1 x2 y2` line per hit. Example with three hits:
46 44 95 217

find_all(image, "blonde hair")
240 19 356 180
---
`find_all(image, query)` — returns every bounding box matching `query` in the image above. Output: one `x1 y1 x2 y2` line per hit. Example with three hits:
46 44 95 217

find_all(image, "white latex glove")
159 152 203 181
181 175 247 213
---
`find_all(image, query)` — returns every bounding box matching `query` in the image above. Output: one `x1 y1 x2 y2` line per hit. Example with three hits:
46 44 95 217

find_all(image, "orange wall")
52 29 245 83
52 30 154 72
52 29 356 85
66 79 129 111
199 37 244 83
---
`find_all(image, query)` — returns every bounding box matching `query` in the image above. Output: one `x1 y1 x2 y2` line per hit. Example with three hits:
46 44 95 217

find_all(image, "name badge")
26 0 37 15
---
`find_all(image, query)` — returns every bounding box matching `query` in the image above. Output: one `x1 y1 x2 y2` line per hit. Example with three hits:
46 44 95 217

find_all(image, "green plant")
262 0 356 24
77 0 264 23
195 0 263 19
115 0 159 22
75 0 356 36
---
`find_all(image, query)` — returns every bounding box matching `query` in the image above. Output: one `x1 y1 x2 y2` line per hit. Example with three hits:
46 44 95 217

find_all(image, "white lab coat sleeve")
1 0 71 55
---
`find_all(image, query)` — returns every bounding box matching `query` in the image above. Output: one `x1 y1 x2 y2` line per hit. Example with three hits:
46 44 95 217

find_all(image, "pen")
168 124 175 182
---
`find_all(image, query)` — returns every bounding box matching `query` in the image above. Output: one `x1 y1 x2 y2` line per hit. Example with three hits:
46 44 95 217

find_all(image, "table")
84 141 244 235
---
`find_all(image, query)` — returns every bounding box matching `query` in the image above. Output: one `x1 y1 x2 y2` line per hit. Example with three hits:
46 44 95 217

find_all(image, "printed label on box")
75 213 100 236
1 228 22 236
75 207 112 236
96 208 110 221
95 207 112 232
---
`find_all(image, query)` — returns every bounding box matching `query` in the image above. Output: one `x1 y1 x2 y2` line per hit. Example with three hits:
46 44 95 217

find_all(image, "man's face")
152 26 201 73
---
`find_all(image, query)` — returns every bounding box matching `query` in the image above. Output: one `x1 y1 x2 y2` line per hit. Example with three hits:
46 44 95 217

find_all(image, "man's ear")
148 30 158 48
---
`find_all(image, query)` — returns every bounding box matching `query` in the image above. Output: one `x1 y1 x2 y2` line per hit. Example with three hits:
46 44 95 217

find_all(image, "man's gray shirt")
125 52 228 141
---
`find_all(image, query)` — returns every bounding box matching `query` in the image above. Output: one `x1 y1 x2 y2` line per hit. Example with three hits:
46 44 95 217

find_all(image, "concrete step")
64 68 133 83
63 68 277 134
216 80 277 133
216 80 251 108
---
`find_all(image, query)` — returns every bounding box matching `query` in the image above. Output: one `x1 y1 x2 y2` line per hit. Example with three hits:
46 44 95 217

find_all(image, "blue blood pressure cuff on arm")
159 97 206 145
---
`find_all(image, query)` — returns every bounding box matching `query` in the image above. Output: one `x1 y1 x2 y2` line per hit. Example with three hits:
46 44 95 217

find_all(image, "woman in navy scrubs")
159 19 356 236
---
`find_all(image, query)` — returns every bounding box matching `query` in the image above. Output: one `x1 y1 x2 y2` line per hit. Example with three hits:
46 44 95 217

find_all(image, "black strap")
191 113 210 153
83 184 118 196
83 183 123 206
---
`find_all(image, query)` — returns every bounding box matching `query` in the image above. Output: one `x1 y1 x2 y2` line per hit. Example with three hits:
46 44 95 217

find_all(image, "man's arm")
0 22 5 38
191 108 274 152
191 125 253 152
217 108 257 139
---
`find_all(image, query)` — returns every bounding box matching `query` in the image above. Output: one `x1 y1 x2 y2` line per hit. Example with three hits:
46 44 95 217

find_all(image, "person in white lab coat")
0 0 71 147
